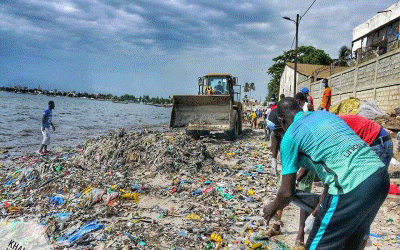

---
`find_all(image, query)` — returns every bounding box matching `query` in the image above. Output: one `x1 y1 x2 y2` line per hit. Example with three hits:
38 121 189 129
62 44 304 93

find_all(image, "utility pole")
294 14 299 96
283 14 300 96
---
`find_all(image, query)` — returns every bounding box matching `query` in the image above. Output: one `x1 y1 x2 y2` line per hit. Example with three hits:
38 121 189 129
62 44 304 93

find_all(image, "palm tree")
243 82 250 98
335 46 351 66
249 82 255 99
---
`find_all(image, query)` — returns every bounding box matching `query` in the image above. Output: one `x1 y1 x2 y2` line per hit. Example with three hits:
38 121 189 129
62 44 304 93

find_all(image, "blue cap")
301 87 309 94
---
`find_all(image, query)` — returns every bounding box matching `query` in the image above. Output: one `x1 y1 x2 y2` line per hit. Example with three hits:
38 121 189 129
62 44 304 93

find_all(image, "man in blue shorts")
263 98 389 250
38 101 55 155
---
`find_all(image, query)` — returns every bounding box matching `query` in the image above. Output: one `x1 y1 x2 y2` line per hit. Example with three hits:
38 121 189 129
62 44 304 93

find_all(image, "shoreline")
0 90 173 108
0 123 171 158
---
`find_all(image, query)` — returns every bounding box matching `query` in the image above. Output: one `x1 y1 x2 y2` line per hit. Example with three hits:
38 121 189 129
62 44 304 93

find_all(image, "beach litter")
0 128 399 249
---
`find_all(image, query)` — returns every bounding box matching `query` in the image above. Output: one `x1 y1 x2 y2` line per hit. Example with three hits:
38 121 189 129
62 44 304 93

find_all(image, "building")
243 100 260 112
279 62 347 97
352 1 400 63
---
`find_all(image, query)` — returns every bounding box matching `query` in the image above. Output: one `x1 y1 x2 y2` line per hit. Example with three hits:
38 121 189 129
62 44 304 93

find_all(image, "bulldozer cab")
198 74 240 101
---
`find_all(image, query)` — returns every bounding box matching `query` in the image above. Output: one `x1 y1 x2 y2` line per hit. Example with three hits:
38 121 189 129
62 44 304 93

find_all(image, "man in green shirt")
263 98 389 250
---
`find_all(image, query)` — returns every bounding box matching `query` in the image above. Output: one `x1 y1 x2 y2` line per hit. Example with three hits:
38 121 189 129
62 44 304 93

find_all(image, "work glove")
271 158 278 177
304 214 316 233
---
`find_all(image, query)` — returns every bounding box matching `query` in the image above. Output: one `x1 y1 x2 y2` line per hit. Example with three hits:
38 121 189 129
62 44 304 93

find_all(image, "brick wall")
298 48 400 113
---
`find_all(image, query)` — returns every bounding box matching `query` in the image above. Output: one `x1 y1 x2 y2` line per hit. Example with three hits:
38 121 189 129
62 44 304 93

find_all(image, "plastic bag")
0 219 51 249
49 196 64 205
64 220 104 243
330 98 361 115
358 100 386 119
304 214 316 233
79 188 105 208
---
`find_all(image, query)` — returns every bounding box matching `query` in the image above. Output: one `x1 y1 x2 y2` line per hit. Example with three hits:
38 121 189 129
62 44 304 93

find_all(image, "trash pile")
330 97 361 115
1 128 400 249
0 128 293 249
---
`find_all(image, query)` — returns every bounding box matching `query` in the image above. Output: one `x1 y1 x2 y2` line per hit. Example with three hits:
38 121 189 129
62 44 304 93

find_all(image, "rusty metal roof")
286 63 348 78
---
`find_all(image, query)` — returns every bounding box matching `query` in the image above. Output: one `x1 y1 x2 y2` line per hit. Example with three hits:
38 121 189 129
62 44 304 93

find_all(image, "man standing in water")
38 101 55 155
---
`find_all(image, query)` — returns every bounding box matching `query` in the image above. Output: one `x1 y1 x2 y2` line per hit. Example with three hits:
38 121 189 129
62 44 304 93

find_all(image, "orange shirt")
322 87 332 110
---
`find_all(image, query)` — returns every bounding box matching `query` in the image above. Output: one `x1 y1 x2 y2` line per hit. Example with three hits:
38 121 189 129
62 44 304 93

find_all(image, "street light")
283 14 300 96
377 10 391 14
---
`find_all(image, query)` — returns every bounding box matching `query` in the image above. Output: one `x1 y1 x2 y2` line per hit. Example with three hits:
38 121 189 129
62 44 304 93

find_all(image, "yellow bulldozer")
170 73 243 140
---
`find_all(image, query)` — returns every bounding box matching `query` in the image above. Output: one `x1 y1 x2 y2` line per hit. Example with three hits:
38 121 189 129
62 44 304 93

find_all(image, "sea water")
0 92 171 155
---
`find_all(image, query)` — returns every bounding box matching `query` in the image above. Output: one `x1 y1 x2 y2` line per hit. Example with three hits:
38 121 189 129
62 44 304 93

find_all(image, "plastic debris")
0 128 398 249
64 220 104 243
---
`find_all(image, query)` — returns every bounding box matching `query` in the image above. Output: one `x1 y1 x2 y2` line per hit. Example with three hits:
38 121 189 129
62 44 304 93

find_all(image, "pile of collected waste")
0 128 294 249
1 128 400 249
330 97 361 116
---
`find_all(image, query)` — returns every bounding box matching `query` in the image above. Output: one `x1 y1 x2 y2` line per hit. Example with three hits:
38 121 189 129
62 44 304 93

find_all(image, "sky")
0 0 397 100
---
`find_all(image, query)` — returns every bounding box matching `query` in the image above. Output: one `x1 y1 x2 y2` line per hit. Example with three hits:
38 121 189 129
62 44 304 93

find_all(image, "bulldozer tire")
224 110 238 141
187 130 201 140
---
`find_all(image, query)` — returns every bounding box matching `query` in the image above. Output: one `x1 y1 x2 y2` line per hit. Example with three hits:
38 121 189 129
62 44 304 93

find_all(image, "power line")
287 0 317 50
302 0 317 18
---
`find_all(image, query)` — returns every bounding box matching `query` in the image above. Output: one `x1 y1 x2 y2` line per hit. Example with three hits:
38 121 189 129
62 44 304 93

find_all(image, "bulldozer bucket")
170 95 233 131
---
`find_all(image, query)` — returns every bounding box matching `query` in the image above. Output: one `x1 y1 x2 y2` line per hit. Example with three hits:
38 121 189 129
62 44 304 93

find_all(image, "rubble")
1 128 399 249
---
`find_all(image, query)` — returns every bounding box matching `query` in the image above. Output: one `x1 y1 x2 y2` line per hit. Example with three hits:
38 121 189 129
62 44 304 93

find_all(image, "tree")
267 46 333 100
244 82 250 95
334 45 351 66
249 82 255 99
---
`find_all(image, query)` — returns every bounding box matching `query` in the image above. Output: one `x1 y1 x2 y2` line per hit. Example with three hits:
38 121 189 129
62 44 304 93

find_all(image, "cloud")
0 0 276 54
236 22 271 31
0 0 397 98
52 1 80 13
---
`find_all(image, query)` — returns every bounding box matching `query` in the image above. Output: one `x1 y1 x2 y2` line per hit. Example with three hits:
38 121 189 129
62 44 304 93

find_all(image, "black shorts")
306 167 389 250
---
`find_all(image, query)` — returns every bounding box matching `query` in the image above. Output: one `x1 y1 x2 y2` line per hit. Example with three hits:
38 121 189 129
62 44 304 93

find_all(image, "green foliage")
243 82 255 99
249 82 255 92
335 45 351 66
244 82 250 93
249 82 255 98
267 46 333 100
267 78 280 101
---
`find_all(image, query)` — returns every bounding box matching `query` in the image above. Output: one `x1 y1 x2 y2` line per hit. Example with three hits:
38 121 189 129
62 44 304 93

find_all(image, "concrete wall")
302 48 400 112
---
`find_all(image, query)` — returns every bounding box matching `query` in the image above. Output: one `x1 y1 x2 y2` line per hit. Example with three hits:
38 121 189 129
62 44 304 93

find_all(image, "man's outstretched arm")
263 173 296 224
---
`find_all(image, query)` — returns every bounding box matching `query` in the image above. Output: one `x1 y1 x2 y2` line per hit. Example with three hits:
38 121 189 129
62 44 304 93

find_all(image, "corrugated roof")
286 63 348 78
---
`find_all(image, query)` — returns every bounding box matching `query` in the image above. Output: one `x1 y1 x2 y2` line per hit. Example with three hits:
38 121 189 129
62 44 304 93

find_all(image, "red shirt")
308 96 314 107
339 115 381 145
270 104 278 110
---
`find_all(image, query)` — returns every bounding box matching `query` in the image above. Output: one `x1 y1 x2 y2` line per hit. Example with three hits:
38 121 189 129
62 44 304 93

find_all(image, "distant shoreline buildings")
0 86 172 107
